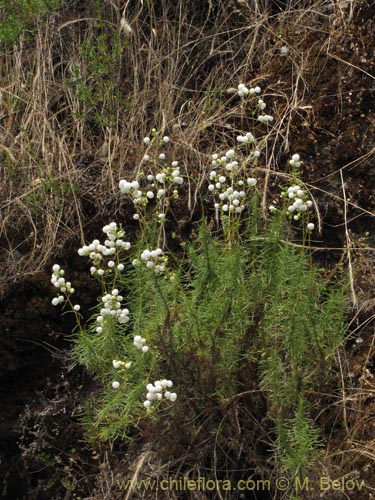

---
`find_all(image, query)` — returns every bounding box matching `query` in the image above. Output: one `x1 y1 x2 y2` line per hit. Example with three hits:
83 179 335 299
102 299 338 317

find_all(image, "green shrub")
50 85 348 497
0 0 63 46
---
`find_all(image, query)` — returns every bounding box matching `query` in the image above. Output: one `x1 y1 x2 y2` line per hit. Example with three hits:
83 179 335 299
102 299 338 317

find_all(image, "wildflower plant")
119 131 184 245
50 87 348 493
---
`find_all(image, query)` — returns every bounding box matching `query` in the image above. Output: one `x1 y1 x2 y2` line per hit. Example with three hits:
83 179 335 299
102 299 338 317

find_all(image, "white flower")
280 45 289 56
258 99 266 110
247 177 257 186
155 173 165 183
112 381 120 389
73 305 81 311
117 263 124 271
163 136 170 143
146 191 154 199
237 83 249 96
307 223 315 231
159 153 166 160
142 346 149 353
51 298 59 306
225 149 235 159
52 264 60 272
143 137 150 144
143 154 150 161
144 400 151 408
169 393 177 402
133 214 140 220
119 179 132 193
113 360 121 369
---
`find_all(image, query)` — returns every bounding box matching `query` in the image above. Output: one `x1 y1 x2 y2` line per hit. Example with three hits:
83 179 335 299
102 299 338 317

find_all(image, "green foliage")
66 15 128 126
51 121 349 489
67 208 347 481
0 0 63 46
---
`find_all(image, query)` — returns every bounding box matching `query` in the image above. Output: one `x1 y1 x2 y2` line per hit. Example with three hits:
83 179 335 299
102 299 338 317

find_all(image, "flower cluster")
51 264 77 306
237 83 261 97
111 358 132 389
286 185 313 220
132 247 167 274
95 289 130 331
236 132 255 144
289 153 302 169
256 98 273 123
143 379 177 409
119 134 184 222
112 359 132 370
237 83 273 123
134 335 149 353
258 114 274 124
78 222 130 274
208 149 257 215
